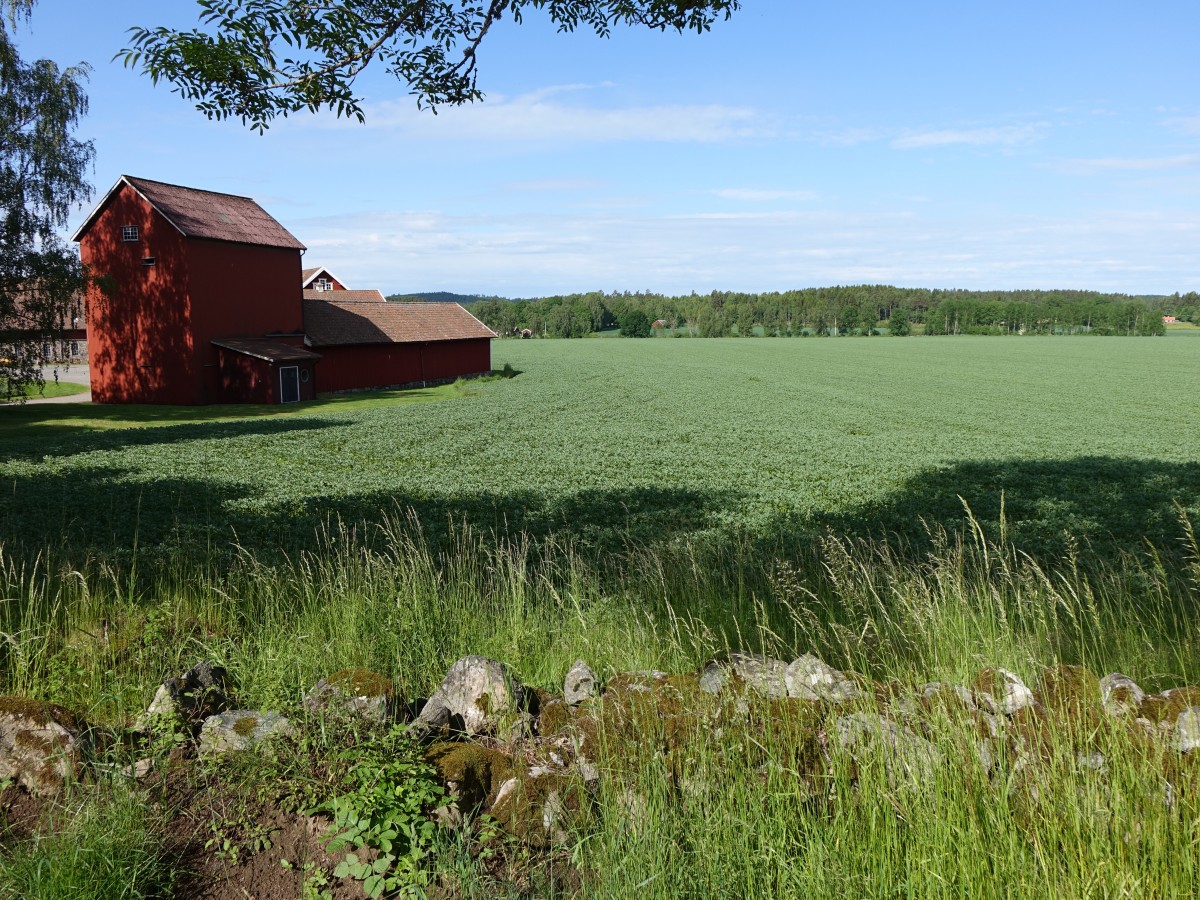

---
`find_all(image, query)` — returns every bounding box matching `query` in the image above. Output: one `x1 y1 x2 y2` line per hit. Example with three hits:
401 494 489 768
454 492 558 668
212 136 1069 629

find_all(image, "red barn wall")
315 339 491 393
80 186 196 404
187 240 304 402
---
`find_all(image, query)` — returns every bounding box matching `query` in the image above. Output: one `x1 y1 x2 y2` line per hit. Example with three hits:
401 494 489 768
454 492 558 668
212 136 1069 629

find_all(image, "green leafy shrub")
318 725 446 898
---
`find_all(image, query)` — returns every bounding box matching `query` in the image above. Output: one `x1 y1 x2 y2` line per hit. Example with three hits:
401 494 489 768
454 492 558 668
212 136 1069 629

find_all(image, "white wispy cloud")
892 124 1044 149
502 177 608 192
1055 154 1200 174
1162 115 1200 135
301 84 769 143
287 207 1200 297
712 188 816 201
814 127 890 147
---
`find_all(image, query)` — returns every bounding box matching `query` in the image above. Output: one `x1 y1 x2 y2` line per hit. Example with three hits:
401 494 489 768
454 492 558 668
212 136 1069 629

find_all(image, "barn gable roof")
303 300 496 347
72 176 306 250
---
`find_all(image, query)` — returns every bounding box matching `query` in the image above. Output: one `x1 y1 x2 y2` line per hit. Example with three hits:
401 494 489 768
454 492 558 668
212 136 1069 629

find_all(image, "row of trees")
468 287 1179 338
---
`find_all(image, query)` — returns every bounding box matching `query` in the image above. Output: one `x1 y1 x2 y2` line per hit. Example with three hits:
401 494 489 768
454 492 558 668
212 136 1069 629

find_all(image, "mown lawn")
0 378 89 401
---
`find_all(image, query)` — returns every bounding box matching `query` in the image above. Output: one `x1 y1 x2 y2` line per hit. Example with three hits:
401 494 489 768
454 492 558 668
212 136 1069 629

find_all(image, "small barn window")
121 225 139 242
300 368 310 383
141 257 156 267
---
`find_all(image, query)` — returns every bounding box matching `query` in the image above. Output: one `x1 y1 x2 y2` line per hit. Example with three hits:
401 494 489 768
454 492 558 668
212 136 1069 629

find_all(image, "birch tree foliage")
0 0 94 399
120 0 742 132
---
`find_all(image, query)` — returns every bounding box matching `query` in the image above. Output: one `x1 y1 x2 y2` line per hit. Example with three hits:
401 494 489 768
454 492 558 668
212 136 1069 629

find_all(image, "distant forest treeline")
429 287 1200 338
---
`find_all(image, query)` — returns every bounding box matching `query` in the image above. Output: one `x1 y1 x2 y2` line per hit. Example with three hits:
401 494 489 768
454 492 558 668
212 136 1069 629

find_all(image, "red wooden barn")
304 300 495 393
73 176 493 404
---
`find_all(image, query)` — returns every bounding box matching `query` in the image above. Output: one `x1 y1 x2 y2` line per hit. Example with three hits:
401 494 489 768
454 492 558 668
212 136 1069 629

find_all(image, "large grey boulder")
415 656 530 737
835 712 943 787
0 697 88 796
1099 673 1145 717
786 654 861 703
141 660 230 729
1175 707 1200 753
563 660 598 706
699 651 788 699
199 710 295 755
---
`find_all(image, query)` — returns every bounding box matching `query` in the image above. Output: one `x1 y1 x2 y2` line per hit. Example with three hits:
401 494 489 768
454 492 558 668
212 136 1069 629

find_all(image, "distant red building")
73 176 493 404
302 265 386 302
302 266 346 293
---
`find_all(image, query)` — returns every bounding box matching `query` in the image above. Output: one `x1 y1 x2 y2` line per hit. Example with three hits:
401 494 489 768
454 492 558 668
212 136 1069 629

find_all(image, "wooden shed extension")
304 300 495 393
212 337 321 404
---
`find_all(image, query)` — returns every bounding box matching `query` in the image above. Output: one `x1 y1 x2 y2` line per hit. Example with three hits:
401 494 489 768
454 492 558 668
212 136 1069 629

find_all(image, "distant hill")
386 291 504 305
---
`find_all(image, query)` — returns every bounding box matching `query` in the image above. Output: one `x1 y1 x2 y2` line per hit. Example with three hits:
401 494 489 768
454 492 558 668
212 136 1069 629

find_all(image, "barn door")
279 366 300 404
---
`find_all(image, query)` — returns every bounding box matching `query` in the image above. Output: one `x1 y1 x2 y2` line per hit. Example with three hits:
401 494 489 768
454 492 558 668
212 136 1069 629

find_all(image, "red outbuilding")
303 300 495 394
73 176 494 404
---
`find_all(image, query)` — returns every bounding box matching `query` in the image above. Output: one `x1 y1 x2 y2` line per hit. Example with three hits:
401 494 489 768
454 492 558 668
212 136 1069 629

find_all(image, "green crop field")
2 336 1197 565
4 337 1200 900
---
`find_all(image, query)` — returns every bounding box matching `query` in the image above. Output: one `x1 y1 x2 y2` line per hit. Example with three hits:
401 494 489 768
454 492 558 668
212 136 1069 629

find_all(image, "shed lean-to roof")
303 300 496 347
211 338 322 363
72 176 306 250
303 288 386 302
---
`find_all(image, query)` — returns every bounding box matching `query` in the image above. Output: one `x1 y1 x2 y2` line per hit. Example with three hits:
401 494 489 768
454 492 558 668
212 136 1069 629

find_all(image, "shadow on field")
2 432 1198 574
801 456 1200 563
0 453 741 567
0 415 349 461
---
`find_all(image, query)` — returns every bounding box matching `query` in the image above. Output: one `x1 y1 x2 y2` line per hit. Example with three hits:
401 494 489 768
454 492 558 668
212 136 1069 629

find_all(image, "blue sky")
14 1 1200 297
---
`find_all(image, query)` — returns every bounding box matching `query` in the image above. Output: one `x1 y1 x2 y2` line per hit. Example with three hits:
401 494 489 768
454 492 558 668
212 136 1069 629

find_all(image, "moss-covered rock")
973 667 1036 715
1141 687 1200 724
304 668 395 725
1036 665 1101 721
199 709 294 755
0 696 89 796
425 741 517 813
488 770 592 848
535 697 574 739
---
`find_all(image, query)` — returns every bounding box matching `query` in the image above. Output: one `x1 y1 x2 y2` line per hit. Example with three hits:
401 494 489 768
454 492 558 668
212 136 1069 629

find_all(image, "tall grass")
0 515 1197 897
0 781 172 899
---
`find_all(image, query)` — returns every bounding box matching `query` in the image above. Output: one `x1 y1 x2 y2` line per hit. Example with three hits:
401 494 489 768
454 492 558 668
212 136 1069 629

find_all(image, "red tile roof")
212 338 322 363
73 176 306 250
303 288 386 302
303 301 496 347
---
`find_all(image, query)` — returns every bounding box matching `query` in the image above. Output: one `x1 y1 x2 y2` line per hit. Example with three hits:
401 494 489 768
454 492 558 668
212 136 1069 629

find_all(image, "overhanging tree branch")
119 0 741 132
